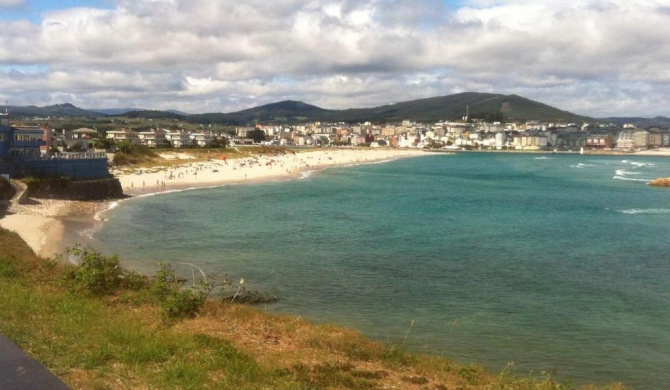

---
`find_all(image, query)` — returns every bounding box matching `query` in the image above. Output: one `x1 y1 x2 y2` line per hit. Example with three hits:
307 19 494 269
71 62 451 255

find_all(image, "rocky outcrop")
649 178 670 187
24 177 125 200
0 176 14 201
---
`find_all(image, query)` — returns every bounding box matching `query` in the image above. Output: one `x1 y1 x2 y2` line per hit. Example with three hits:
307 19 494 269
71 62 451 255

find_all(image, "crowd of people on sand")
117 149 420 194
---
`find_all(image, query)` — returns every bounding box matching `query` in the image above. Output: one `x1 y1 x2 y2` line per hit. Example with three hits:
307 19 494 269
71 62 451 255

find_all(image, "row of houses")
59 127 224 149
234 119 670 151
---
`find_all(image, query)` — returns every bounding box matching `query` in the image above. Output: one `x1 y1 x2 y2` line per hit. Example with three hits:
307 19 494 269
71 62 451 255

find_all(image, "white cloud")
0 0 669 116
0 0 26 10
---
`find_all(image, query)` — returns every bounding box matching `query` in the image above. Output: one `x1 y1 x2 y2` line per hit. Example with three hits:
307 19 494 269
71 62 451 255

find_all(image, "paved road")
0 334 70 390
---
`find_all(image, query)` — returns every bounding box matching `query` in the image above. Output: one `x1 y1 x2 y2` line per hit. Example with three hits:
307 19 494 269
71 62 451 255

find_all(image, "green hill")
323 92 593 124
197 93 594 125
1 93 596 125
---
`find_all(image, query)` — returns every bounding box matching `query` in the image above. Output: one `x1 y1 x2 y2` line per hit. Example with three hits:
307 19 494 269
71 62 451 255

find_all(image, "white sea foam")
94 201 119 221
613 176 650 182
371 158 395 164
615 169 642 176
626 160 656 168
534 157 554 160
617 208 670 215
299 170 316 179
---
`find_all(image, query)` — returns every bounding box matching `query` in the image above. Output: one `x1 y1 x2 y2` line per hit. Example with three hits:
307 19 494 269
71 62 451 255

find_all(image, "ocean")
93 152 670 389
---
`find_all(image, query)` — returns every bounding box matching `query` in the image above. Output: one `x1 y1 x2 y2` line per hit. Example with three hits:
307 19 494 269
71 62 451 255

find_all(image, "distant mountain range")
2 93 668 127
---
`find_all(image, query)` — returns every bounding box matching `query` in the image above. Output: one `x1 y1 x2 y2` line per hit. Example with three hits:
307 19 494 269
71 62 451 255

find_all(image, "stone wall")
15 158 111 181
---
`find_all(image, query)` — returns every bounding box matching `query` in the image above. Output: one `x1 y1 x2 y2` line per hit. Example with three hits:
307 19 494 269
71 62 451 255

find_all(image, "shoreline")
1 148 425 259
3 145 670 260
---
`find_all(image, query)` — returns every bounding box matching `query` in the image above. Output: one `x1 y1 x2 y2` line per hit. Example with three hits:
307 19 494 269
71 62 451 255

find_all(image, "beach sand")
1 148 424 259
115 148 424 196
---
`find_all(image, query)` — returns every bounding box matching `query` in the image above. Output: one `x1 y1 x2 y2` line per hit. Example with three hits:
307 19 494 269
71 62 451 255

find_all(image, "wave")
94 201 119 221
617 208 670 215
298 170 316 179
615 169 642 176
621 160 656 168
371 158 396 165
534 157 554 160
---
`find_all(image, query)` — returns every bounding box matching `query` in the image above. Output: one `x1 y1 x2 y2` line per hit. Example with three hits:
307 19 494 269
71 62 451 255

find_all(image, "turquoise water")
94 153 670 389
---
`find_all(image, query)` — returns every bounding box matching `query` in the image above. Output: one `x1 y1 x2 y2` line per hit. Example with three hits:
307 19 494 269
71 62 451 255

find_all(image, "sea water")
93 153 670 389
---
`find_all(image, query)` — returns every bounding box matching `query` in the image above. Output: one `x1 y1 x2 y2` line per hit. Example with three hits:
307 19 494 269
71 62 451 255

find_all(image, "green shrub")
62 245 147 295
151 263 207 320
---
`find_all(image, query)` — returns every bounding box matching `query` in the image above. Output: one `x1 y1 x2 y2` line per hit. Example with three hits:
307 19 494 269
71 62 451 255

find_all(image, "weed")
0 257 18 278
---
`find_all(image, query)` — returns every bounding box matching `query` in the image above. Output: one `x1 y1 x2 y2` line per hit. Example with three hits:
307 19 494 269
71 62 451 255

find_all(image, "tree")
95 138 116 150
209 137 229 148
69 141 86 152
247 129 267 143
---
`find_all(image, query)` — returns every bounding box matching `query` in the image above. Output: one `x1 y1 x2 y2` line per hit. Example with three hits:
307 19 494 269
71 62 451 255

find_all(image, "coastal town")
5 113 670 168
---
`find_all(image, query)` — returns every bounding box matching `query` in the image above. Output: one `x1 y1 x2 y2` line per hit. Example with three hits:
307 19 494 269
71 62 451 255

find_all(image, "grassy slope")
0 228 625 390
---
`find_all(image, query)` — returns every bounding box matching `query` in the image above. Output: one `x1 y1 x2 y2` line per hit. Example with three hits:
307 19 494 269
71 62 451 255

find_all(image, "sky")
1 0 669 118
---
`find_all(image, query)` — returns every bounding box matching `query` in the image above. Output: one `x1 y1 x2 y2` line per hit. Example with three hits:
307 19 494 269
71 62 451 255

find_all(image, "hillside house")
66 128 100 150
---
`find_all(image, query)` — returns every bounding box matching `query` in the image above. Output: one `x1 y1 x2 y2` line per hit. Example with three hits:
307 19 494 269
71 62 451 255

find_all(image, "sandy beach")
0 148 425 259
115 148 424 196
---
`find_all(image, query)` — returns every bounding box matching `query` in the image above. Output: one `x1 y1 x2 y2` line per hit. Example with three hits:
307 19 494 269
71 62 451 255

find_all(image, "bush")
62 245 147 295
151 263 207 320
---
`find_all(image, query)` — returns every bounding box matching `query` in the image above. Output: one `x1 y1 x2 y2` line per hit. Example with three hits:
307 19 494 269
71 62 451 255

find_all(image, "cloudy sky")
1 0 669 117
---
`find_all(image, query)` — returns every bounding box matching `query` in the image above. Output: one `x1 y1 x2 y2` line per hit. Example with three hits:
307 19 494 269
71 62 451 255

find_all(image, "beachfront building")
138 128 168 148
559 132 587 150
0 112 111 180
7 126 45 160
495 132 507 149
512 132 548 150
106 128 140 144
585 134 613 149
190 132 214 147
165 130 191 148
633 130 650 149
616 131 635 150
